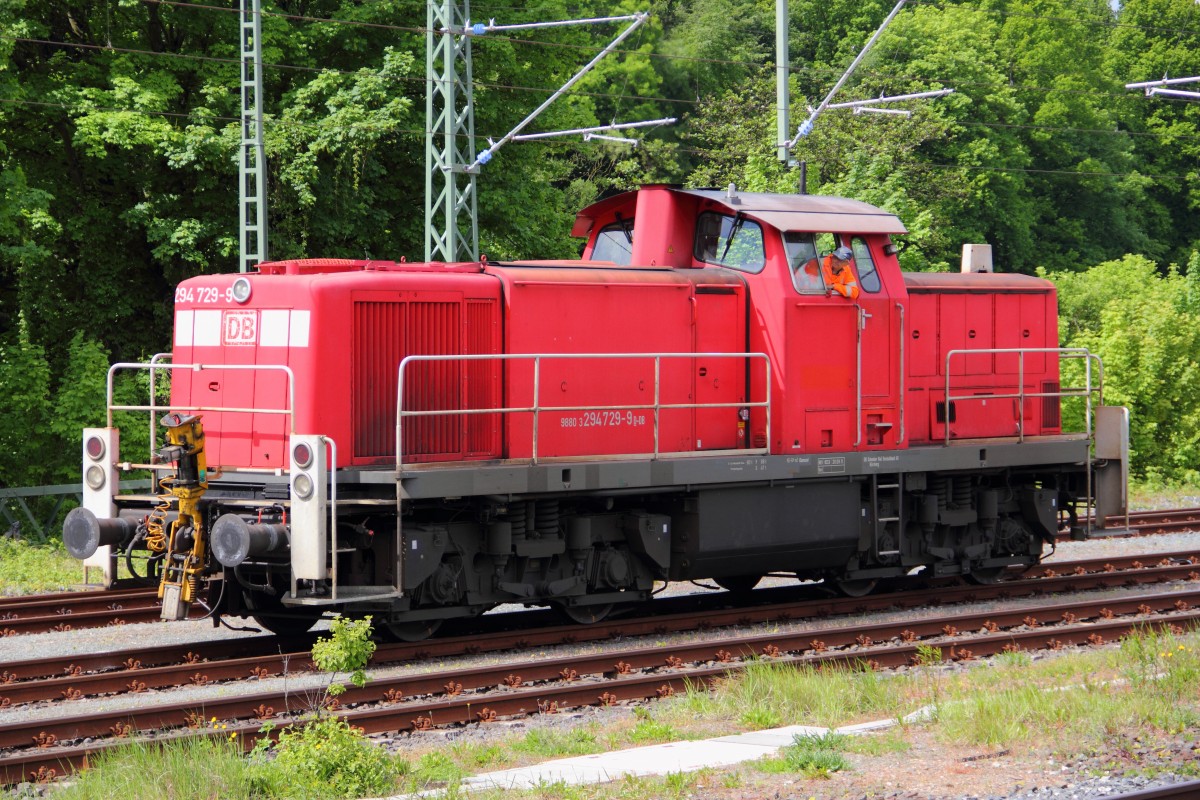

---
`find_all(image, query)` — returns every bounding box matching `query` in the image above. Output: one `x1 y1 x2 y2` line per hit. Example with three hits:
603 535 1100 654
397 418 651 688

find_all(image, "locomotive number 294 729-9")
175 285 236 304
561 411 648 428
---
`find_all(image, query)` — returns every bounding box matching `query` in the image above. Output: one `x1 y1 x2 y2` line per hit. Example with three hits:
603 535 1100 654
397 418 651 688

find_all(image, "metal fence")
0 481 152 542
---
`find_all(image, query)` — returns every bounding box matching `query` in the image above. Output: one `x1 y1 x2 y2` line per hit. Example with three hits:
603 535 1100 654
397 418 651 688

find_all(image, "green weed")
512 726 601 758
628 715 678 744
54 736 255 800
250 717 406 799
311 614 376 697
757 732 851 778
740 706 782 729
0 537 81 594
413 750 464 785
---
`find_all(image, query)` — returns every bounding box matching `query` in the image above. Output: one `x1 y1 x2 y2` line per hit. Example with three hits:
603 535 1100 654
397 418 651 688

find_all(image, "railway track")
1110 782 1200 800
0 587 202 636
2 551 1199 785
0 550 1196 708
2 505 1199 636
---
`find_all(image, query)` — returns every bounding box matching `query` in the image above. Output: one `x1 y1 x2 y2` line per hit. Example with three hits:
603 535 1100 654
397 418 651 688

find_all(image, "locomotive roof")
904 272 1056 292
573 186 908 237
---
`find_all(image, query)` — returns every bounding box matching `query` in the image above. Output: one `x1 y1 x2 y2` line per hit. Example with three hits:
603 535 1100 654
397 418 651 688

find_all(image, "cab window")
850 237 881 293
694 212 765 273
784 233 823 294
590 221 634 265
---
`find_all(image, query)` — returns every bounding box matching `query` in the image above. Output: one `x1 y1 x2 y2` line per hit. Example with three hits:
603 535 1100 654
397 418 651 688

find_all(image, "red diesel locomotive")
63 185 1130 639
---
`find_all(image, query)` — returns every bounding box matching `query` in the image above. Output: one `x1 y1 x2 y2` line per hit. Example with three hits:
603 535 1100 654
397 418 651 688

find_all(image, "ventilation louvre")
353 299 498 462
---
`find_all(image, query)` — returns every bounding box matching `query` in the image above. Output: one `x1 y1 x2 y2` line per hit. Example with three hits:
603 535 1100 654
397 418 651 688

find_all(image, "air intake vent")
353 299 499 462
1042 380 1061 430
353 301 460 459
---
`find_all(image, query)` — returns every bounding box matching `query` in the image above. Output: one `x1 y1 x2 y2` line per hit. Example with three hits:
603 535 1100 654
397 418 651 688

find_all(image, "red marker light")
85 435 106 461
292 442 314 470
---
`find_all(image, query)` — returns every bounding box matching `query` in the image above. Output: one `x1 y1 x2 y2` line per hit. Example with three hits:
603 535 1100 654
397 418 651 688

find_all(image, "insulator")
536 500 560 535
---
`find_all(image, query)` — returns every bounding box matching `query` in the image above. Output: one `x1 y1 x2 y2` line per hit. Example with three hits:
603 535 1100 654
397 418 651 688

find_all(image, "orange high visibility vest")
821 255 860 300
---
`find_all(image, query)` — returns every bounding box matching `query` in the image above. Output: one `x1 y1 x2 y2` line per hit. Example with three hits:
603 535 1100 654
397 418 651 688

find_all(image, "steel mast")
425 0 479 263
238 0 268 272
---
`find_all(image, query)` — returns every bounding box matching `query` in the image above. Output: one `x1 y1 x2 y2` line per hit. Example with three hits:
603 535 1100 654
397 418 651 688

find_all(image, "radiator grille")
353 300 461 459
353 298 501 461
464 299 499 456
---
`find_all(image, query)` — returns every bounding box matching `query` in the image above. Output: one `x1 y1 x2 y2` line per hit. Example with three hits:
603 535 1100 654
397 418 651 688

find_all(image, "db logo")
222 310 258 345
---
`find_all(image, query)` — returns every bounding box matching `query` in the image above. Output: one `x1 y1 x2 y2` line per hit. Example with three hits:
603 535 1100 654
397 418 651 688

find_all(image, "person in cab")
822 245 860 300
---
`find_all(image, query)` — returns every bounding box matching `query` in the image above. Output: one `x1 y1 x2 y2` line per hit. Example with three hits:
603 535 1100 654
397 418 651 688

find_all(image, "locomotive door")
849 237 898 449
786 304 858 452
693 286 744 450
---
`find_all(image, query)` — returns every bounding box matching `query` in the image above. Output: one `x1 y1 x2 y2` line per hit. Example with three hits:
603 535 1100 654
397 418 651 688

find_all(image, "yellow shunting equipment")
155 413 209 620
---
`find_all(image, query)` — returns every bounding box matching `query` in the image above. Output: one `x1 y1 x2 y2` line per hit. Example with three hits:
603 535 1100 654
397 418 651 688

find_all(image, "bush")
250 717 406 799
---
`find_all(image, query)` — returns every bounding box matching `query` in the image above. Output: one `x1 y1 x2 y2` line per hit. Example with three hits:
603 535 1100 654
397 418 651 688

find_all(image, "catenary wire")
0 95 1195 184
3 30 1187 126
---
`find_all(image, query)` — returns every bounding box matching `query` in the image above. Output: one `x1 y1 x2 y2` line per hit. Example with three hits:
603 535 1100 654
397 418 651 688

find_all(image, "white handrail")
395 352 772 470
106 361 297 468
941 348 1103 445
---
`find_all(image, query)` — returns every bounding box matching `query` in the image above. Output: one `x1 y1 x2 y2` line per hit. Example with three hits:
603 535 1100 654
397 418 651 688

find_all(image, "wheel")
380 618 444 642
966 566 1007 585
252 612 322 637
555 602 614 625
834 578 877 598
243 588 321 637
713 575 762 594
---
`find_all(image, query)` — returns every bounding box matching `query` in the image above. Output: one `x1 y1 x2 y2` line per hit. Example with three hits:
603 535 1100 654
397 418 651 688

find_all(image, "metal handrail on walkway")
395 352 772 470
106 361 297 473
942 348 1103 445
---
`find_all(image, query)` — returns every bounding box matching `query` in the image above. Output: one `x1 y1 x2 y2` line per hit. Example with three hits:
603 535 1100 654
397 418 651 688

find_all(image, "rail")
395 352 772 470
106 361 297 473
942 348 1103 446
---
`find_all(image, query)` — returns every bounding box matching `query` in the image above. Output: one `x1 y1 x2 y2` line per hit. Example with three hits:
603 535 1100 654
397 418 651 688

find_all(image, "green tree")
1051 255 1200 482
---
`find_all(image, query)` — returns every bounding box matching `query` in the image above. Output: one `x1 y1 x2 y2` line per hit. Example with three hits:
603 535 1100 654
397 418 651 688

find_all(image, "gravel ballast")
1 531 1198 798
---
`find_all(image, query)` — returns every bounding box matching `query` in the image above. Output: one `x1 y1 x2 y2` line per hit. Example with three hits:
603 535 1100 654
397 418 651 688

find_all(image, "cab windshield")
590 220 634 265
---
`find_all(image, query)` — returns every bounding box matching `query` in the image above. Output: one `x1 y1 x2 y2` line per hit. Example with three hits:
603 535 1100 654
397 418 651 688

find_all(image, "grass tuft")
0 537 81 594
757 732 852 778
55 736 256 800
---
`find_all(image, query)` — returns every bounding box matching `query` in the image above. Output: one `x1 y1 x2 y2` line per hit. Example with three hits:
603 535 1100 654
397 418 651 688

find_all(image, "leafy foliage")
1051 254 1200 483
4 0 1200 485
311 614 376 696
250 717 405 799
0 537 81 594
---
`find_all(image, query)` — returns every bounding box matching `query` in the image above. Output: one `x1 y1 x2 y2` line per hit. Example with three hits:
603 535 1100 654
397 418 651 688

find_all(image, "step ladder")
872 473 903 561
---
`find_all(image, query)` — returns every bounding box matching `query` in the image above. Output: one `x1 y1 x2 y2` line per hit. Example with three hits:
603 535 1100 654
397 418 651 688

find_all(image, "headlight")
232 277 252 304
85 465 107 491
85 435 106 461
292 442 314 470
293 473 314 500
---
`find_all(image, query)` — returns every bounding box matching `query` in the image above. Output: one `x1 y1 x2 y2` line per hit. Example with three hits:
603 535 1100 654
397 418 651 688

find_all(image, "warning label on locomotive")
222 310 258 345
817 456 846 475
560 411 647 428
